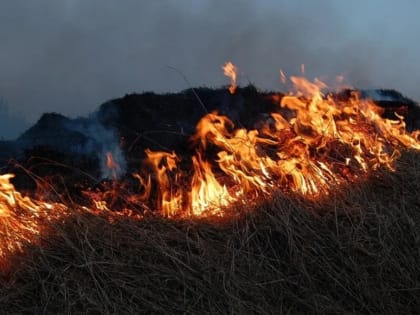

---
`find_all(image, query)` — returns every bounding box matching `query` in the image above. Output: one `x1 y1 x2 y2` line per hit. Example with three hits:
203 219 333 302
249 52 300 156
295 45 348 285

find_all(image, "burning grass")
1 151 419 314
1 63 420 313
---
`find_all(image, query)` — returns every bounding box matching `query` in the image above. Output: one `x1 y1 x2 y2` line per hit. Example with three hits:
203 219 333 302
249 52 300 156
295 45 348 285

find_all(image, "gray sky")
1 0 420 139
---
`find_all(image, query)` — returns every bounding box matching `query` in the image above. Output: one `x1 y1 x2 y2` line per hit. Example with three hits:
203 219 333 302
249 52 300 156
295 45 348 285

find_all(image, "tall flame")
190 153 233 216
145 149 182 217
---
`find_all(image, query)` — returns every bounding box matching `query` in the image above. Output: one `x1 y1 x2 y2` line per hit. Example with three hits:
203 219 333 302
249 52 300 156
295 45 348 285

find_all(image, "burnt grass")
0 151 418 314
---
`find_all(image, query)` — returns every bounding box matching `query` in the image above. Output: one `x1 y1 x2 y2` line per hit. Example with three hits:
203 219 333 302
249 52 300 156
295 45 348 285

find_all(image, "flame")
0 64 420 265
223 61 238 94
190 153 234 216
0 174 68 263
145 149 183 217
141 74 419 213
106 151 120 179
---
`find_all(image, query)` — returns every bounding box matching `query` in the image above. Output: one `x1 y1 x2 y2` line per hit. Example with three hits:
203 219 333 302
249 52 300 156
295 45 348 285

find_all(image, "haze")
1 0 419 139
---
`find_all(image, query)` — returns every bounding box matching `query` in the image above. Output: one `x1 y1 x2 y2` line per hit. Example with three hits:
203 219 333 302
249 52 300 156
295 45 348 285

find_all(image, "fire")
144 149 182 217
190 153 233 216
0 62 419 264
106 151 120 179
0 174 68 262
142 148 234 217
223 61 238 94
143 72 419 212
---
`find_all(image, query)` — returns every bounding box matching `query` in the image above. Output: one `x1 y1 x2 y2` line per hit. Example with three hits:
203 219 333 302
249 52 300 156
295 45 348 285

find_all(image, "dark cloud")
1 0 419 139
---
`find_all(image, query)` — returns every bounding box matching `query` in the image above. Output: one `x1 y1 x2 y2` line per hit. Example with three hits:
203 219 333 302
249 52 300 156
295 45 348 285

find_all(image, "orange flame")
145 149 182 217
223 61 238 94
0 174 68 263
106 151 119 170
190 153 233 216
1 64 420 265
106 151 121 180
141 73 419 213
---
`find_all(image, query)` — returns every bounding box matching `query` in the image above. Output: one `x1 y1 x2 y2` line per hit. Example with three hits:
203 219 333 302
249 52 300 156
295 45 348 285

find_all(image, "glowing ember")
223 61 238 94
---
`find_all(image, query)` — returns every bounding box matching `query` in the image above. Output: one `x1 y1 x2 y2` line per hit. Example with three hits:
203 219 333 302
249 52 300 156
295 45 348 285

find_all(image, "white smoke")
64 114 126 179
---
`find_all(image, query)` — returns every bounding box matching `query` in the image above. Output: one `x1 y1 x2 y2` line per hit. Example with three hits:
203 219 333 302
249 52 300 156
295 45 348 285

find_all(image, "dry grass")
1 152 420 314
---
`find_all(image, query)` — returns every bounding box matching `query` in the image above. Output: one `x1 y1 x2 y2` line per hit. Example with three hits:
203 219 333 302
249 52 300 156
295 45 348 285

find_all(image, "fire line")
0 62 419 264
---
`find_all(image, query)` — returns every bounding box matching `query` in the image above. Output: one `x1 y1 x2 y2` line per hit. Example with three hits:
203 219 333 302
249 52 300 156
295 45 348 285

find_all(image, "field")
1 151 419 314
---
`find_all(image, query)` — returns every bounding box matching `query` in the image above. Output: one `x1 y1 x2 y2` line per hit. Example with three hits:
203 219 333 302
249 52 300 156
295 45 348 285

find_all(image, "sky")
1 0 420 139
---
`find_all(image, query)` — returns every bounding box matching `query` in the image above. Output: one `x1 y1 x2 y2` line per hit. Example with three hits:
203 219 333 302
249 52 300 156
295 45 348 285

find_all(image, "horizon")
1 0 420 139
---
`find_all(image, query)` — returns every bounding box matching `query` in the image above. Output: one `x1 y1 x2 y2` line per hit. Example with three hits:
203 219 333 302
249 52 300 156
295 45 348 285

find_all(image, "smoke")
1 0 420 139
63 113 126 179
